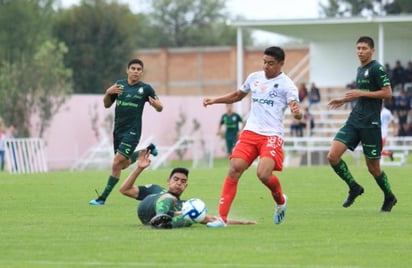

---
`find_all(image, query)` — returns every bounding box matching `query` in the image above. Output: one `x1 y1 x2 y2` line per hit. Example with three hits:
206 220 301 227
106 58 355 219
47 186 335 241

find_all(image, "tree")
144 0 251 47
0 40 72 138
0 0 73 137
53 0 142 93
320 0 412 17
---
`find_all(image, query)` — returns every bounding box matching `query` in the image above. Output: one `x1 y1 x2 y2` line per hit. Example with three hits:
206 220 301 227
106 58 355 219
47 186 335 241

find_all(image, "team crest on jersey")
138 87 144 94
364 69 369 77
269 90 278 98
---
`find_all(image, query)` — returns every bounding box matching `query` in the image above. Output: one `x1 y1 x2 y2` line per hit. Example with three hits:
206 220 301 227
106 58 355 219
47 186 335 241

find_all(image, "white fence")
4 138 48 174
283 136 412 167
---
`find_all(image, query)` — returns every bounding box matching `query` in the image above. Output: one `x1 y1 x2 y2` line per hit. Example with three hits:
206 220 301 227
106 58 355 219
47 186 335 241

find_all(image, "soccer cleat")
274 194 287 224
342 185 364 208
381 195 397 212
146 143 158 156
89 198 105 206
150 214 173 229
206 217 227 228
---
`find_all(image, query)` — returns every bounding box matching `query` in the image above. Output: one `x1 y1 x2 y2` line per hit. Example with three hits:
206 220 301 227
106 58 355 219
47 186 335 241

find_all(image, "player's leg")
363 130 397 212
207 131 256 228
257 135 287 224
328 125 364 207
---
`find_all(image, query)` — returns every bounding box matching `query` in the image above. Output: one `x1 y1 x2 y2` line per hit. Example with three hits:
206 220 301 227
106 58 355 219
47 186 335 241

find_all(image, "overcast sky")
60 0 324 19
59 0 326 44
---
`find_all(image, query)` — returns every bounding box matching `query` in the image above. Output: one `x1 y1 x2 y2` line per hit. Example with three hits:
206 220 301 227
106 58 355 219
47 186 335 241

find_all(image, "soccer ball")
182 198 207 223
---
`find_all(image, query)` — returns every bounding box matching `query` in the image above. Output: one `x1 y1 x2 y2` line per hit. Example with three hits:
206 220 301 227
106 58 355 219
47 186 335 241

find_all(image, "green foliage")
0 40 72 137
0 165 411 267
146 0 251 47
320 0 412 17
53 0 141 93
0 0 72 137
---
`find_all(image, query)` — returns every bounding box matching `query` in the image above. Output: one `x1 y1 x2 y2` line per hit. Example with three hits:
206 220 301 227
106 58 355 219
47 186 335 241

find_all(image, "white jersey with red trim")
240 71 299 137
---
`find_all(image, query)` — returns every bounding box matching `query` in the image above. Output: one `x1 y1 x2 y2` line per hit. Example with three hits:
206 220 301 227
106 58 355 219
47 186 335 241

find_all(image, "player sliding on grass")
327 36 397 212
120 149 256 229
203 46 302 227
90 58 163 206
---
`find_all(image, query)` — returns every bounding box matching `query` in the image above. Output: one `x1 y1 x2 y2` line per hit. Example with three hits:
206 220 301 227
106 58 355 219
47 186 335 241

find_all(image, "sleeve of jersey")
286 82 300 103
376 65 391 88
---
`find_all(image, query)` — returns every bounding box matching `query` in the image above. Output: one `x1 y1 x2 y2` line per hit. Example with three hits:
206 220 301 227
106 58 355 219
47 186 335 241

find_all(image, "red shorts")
230 130 284 171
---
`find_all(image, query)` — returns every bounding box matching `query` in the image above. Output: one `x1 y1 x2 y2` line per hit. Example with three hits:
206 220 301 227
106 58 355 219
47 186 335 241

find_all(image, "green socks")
100 175 119 200
375 171 393 197
332 159 358 188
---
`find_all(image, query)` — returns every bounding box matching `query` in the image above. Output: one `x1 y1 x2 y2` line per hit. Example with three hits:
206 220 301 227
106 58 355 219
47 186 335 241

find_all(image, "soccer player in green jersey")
217 104 244 155
119 150 256 228
327 36 397 212
90 58 163 206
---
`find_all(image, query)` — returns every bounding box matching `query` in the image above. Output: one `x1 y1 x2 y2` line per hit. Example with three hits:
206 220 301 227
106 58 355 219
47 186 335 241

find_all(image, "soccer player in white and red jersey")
203 46 302 227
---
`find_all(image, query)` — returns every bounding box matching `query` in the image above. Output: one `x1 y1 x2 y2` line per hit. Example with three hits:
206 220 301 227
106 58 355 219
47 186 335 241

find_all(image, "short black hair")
128 58 144 69
264 46 285 62
169 167 189 179
357 36 374 49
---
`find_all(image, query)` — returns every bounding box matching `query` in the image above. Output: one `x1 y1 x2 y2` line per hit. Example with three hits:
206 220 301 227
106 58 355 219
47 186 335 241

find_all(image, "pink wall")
36 95 249 170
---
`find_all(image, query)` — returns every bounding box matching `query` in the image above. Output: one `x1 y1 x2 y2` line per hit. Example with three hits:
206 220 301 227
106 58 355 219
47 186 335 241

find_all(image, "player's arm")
289 100 302 120
203 90 247 107
103 84 123 108
149 95 163 112
119 150 151 198
344 85 392 100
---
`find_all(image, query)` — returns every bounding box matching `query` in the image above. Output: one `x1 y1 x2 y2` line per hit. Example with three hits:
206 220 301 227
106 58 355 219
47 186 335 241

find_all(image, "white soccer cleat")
274 194 287 224
206 217 227 228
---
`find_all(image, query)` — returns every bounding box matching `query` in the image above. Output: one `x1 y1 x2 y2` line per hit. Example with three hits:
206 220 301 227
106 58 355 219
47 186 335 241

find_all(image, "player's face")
167 172 188 196
356 42 374 65
126 63 143 83
262 55 283 79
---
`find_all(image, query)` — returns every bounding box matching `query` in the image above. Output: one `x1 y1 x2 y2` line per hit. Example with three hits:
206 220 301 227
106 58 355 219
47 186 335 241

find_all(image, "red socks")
218 177 239 222
263 174 285 205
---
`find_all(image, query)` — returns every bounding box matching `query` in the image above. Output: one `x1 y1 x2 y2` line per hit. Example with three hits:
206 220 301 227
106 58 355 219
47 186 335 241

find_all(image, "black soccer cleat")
150 214 172 229
146 143 158 156
381 195 397 212
342 185 364 208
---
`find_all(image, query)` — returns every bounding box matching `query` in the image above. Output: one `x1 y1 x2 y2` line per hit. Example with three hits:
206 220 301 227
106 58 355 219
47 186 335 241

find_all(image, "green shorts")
113 131 140 159
334 123 382 159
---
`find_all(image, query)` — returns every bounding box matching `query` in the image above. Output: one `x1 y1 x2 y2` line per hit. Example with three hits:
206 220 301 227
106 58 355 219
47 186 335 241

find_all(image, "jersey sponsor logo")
252 97 274 106
269 90 278 98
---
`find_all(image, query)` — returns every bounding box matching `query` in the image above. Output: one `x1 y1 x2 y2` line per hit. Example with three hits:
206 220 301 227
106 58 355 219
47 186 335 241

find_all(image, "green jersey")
220 112 243 137
348 60 391 128
112 79 157 138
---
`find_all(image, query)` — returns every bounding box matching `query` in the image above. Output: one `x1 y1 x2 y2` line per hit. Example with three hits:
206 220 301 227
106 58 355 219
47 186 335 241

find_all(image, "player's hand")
149 96 163 112
137 150 151 169
328 99 345 109
106 84 123 95
203 98 214 107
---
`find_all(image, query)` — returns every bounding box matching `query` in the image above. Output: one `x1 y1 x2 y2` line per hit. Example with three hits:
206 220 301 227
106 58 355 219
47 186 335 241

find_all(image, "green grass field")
0 161 411 268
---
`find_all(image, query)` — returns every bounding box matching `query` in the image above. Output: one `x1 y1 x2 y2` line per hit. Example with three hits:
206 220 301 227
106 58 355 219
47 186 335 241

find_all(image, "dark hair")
264 46 285 62
128 58 144 69
357 36 374 49
169 167 189 178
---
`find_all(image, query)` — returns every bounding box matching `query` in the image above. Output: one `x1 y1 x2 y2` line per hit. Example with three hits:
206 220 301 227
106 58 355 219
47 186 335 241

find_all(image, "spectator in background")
0 127 6 171
405 61 412 84
217 104 244 156
394 90 410 125
384 63 392 80
398 122 412 137
298 82 308 103
344 81 357 109
290 117 303 137
391 60 406 91
308 82 321 108
300 107 315 136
